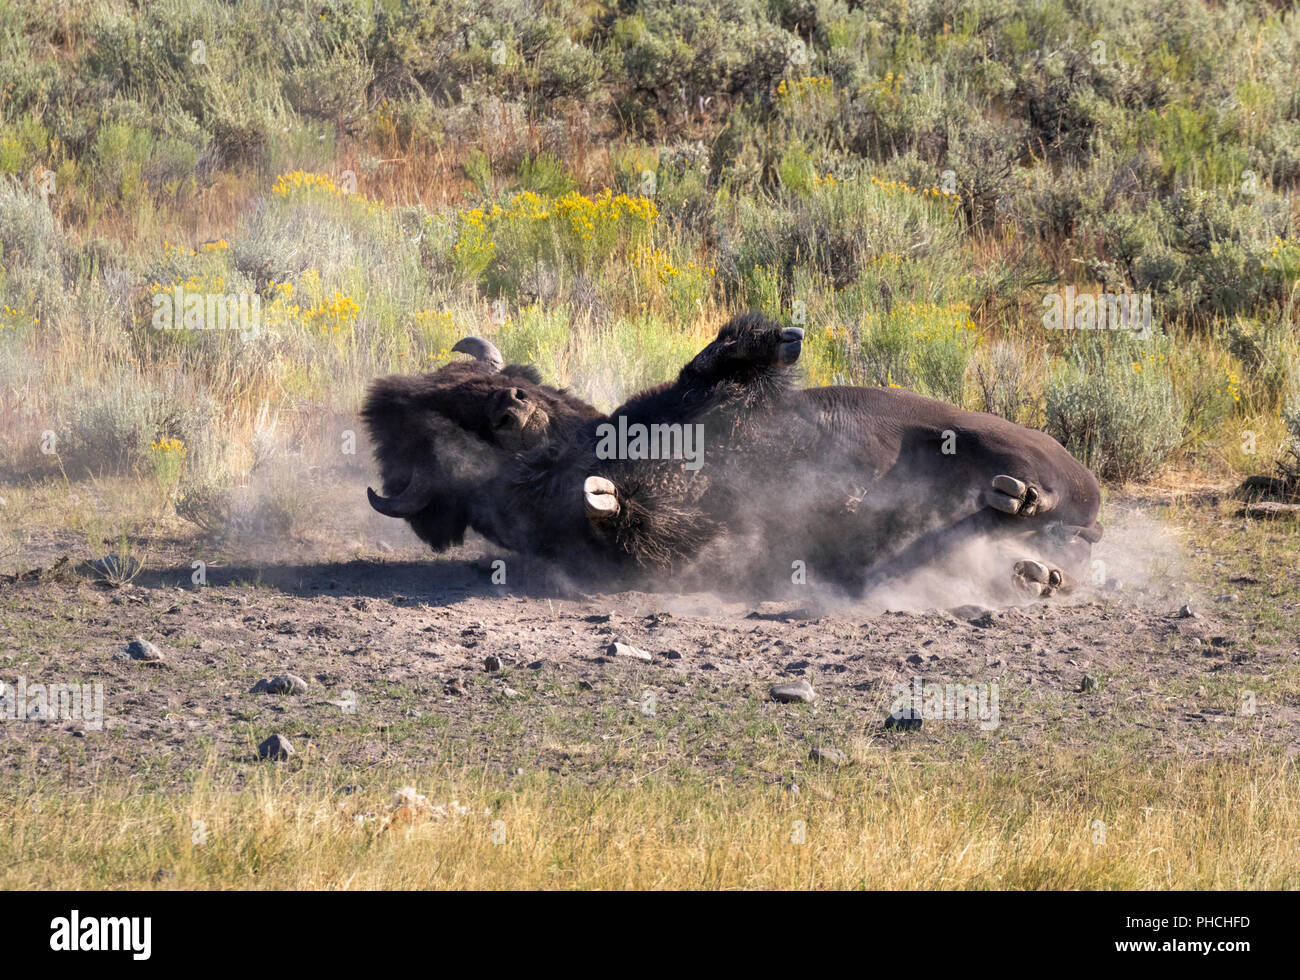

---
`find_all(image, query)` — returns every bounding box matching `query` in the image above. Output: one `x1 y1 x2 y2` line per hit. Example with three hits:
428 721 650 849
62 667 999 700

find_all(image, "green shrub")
59 375 210 477
1045 335 1183 482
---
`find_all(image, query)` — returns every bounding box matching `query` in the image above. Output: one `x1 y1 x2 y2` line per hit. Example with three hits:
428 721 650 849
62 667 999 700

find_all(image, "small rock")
608 641 652 662
905 653 924 666
257 733 295 761
251 673 309 695
885 708 923 731
483 655 502 672
122 637 165 664
501 686 521 699
809 745 847 766
949 604 991 620
770 679 816 704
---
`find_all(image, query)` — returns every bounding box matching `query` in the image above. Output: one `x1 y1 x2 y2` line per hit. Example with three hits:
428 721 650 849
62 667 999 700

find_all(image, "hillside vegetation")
1 0 1298 533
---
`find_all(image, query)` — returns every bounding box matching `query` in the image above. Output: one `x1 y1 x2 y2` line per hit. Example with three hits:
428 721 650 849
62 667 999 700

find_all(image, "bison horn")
367 469 438 518
452 336 504 372
583 475 620 520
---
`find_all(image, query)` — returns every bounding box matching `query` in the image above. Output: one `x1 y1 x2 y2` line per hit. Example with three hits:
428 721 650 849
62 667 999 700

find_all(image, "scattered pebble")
257 733 295 761
885 708 923 731
250 673 309 695
809 745 847 766
120 637 165 665
770 679 816 704
608 641 652 662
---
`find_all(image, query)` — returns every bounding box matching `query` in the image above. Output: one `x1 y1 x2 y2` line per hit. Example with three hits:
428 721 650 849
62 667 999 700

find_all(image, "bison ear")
502 364 543 385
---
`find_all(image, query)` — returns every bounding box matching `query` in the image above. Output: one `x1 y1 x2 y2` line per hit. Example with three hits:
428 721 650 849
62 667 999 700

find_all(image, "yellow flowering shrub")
453 189 658 290
148 437 187 486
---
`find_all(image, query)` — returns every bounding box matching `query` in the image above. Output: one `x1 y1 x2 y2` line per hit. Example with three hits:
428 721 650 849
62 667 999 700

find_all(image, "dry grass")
3 752 1295 890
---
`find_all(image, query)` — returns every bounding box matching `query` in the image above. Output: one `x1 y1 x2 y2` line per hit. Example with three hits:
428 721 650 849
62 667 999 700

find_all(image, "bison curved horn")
367 469 439 518
451 336 504 372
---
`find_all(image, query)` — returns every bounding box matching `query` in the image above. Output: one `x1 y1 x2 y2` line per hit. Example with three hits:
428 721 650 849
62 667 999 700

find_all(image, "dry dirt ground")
2 479 1298 793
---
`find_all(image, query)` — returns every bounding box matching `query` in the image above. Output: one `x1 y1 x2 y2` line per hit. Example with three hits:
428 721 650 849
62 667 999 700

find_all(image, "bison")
364 314 1102 603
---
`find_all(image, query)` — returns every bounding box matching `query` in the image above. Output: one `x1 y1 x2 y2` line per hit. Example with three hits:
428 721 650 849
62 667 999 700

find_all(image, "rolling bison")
364 314 1102 602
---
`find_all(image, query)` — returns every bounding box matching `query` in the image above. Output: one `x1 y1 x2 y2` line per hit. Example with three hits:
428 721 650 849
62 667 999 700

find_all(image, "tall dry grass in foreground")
3 752 1295 889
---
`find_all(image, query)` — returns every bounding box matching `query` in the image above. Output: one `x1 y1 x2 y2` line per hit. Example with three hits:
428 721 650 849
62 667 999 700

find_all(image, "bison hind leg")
1012 558 1076 598
985 474 1058 517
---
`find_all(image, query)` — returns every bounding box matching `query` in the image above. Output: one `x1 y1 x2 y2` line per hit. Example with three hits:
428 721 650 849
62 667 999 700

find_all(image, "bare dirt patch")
2 487 1296 791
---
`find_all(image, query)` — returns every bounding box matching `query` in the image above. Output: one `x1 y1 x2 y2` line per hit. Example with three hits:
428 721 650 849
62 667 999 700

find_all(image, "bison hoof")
1013 559 1075 598
583 476 620 520
987 474 1053 517
993 474 1028 498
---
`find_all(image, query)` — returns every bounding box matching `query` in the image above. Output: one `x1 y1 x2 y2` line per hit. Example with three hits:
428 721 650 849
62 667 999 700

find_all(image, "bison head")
362 336 600 549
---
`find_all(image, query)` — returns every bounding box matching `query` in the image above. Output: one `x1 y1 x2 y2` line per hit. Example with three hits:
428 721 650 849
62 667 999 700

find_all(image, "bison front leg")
984 474 1059 517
